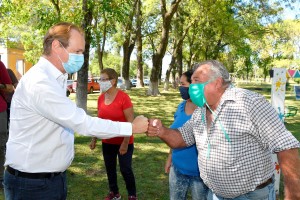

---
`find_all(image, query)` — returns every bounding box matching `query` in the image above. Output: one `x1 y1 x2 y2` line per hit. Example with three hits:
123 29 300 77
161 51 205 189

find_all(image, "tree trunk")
164 53 176 91
136 0 144 87
96 17 107 71
147 0 182 96
76 0 93 112
121 0 138 90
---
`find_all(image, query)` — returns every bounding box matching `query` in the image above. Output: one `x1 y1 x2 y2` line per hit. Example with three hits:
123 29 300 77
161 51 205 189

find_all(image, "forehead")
192 64 211 80
67 29 85 51
100 73 109 78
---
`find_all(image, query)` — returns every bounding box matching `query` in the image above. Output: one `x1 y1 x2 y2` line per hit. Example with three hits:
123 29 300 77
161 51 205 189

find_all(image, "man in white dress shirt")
3 22 148 200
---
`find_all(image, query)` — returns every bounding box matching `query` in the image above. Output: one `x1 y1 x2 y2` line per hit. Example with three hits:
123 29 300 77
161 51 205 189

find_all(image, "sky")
281 1 299 20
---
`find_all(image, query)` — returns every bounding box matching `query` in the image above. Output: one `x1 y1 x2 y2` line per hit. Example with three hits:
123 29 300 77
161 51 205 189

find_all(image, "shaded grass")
0 83 298 200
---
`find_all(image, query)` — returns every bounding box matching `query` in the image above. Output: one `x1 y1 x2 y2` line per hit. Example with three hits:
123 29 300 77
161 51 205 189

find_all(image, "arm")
0 83 14 93
119 107 134 155
277 148 300 200
0 62 14 93
89 137 97 150
147 119 186 148
165 149 172 173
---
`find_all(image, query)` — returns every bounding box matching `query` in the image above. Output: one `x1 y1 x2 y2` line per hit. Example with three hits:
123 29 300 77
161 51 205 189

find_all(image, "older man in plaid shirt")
147 60 300 200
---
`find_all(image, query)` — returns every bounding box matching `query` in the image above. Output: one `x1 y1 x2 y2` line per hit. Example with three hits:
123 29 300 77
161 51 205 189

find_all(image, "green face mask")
189 81 210 107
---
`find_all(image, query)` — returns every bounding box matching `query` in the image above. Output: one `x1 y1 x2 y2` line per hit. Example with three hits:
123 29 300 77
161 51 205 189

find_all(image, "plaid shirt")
179 87 300 198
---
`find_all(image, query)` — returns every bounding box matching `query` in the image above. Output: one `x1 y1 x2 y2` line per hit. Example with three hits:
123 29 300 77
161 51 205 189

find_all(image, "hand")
119 142 128 155
89 138 97 150
147 119 162 137
165 156 172 173
132 115 149 133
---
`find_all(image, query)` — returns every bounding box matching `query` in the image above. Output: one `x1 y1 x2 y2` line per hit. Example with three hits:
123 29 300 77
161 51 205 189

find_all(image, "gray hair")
193 60 231 87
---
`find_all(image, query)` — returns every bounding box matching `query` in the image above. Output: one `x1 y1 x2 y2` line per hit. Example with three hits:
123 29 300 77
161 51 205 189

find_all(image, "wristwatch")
0 84 6 89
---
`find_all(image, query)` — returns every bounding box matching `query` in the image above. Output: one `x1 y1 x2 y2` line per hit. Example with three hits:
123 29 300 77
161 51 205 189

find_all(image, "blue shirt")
170 101 199 176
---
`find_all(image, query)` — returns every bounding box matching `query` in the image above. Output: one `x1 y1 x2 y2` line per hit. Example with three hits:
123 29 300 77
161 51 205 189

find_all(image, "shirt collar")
220 85 236 105
39 57 68 88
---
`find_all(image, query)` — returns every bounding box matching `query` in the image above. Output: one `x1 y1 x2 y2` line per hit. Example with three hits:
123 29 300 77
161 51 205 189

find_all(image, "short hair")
182 69 193 84
43 22 84 55
101 68 119 87
193 60 231 86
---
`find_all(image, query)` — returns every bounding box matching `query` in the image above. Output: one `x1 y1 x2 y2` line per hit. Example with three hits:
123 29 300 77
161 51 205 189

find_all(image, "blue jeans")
169 165 208 200
207 179 275 200
3 169 67 200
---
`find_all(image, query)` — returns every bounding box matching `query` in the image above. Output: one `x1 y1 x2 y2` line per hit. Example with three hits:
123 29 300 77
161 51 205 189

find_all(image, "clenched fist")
147 118 163 137
132 115 149 133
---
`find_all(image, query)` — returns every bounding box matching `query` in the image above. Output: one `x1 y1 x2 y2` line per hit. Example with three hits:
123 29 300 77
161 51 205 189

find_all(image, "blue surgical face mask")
189 81 210 107
58 43 84 74
179 86 190 100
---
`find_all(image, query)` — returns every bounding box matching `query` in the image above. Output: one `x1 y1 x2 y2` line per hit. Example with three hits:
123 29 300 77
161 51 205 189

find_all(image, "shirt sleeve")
178 108 200 146
249 94 300 153
32 80 132 139
0 62 13 84
121 91 133 110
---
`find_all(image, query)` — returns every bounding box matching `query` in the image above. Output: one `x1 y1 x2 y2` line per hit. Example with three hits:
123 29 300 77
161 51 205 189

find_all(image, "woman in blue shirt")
165 70 208 200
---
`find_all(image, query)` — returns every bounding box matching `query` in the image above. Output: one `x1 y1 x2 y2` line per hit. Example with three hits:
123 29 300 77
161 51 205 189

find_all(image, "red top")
98 90 134 144
0 61 12 112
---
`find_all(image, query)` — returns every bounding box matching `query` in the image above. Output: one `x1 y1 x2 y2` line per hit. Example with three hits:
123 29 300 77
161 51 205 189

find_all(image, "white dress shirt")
5 57 132 173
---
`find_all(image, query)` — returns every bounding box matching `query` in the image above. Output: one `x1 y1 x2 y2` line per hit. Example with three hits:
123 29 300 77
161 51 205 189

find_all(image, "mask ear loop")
206 104 231 143
201 112 211 159
203 104 231 159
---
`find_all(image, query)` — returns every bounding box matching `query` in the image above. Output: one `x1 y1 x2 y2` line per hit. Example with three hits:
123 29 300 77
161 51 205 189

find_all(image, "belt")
256 178 273 189
6 165 64 179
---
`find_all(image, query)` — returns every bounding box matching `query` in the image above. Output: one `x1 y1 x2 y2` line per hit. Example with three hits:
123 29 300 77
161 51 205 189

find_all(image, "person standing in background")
165 70 207 200
0 61 14 186
90 68 138 200
5 68 19 131
4 22 148 200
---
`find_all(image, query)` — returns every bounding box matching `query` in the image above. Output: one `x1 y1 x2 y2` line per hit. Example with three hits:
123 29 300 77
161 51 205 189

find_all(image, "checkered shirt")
178 87 300 198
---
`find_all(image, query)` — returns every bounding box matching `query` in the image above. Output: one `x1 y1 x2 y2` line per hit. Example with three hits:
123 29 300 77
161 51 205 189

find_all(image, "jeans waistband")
6 165 64 179
256 177 273 189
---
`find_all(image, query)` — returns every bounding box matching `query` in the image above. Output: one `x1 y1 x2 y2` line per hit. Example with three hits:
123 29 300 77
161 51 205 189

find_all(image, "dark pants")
0 111 8 180
102 143 136 196
3 170 67 200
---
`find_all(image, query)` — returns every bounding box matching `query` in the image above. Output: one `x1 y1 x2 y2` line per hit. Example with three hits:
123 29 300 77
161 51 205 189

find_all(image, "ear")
52 40 61 54
215 77 223 90
111 79 117 86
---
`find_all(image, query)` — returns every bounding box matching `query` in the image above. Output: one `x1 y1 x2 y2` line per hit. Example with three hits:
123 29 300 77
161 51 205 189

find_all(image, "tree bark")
96 16 107 71
147 0 182 96
76 0 93 111
121 0 138 90
136 0 144 87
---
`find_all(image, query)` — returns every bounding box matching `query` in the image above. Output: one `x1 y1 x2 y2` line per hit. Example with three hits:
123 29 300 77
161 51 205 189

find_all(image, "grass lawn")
0 81 299 200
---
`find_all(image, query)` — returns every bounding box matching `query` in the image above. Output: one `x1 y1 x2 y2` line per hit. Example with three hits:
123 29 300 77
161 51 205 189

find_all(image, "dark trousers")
102 143 136 196
0 111 8 180
4 170 67 200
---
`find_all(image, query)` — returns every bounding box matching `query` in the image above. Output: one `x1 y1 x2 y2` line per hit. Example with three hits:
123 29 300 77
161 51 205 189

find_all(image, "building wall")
0 46 32 80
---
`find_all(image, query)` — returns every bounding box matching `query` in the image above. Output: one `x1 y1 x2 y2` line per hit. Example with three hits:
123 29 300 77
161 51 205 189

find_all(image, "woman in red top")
89 68 137 200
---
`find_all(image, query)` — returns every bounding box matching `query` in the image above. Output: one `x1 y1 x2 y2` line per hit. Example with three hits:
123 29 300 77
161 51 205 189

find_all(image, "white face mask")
99 80 112 92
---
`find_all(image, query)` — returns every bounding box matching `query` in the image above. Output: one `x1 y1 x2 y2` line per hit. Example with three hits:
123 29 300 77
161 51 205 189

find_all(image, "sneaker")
128 195 138 200
104 191 121 200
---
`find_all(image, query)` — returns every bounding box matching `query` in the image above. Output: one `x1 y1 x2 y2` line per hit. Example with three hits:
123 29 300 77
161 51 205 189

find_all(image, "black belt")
6 165 64 179
256 177 273 189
